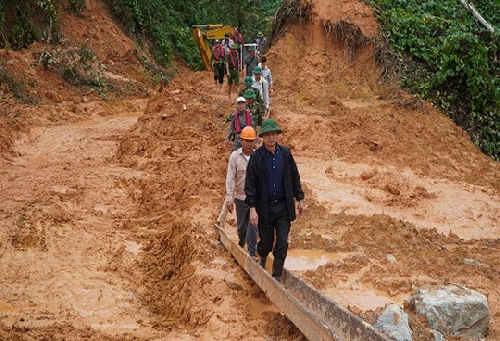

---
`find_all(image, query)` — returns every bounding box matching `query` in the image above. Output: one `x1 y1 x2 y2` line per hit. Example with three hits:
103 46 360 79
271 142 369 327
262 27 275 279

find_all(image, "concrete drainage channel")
215 205 391 341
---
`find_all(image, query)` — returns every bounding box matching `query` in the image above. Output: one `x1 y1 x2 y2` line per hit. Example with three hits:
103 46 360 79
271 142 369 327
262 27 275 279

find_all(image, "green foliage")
0 0 60 49
103 0 282 70
68 0 87 14
0 64 36 102
37 42 108 96
367 0 499 160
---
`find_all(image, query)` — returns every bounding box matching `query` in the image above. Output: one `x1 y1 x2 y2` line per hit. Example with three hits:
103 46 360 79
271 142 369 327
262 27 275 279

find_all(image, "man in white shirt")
251 66 270 118
221 33 234 53
259 56 273 94
225 126 259 259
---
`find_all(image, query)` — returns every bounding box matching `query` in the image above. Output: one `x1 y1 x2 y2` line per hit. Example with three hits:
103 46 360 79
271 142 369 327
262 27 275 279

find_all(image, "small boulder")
409 284 489 339
374 303 412 341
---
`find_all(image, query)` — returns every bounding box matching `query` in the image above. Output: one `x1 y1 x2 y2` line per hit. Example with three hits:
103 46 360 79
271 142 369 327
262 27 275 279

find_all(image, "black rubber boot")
260 256 267 268
272 258 285 280
238 238 245 248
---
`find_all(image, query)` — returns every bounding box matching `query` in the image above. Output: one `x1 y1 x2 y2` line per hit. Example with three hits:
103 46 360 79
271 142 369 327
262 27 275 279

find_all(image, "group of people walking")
211 28 273 105
221 27 304 283
225 117 304 282
224 84 303 283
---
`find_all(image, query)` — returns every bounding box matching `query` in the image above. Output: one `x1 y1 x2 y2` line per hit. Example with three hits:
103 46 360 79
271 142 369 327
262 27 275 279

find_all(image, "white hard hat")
237 96 246 103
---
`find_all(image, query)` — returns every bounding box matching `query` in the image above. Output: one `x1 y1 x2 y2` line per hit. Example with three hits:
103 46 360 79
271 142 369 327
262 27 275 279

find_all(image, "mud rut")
0 98 303 340
0 102 167 338
1 89 500 341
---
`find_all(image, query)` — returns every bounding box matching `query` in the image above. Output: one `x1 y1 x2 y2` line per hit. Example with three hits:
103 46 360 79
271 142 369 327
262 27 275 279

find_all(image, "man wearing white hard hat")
226 97 255 151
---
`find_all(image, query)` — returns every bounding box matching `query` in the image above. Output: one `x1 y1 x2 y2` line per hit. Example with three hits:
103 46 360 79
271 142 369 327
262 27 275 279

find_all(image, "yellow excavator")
192 24 235 70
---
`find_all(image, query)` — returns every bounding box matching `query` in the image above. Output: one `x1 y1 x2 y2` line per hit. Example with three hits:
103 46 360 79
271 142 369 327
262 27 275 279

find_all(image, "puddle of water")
286 250 346 271
0 301 20 312
247 298 280 319
324 286 409 312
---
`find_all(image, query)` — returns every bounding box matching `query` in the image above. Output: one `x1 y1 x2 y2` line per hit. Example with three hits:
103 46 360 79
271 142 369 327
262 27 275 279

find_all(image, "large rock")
374 303 412 341
409 284 489 339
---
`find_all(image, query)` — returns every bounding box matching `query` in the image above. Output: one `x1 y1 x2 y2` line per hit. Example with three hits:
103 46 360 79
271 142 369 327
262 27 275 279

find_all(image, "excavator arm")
192 25 235 70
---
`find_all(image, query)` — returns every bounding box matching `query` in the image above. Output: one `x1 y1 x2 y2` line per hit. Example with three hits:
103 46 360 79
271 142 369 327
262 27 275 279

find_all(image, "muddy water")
297 157 500 240
286 249 347 271
286 250 409 310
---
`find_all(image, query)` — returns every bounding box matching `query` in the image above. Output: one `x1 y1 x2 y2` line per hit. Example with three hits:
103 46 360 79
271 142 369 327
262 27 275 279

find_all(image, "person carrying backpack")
243 45 258 77
226 44 240 99
211 39 226 93
255 31 267 55
226 97 255 151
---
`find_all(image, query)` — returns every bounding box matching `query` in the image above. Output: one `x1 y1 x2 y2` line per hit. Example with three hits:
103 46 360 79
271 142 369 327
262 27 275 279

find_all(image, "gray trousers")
235 198 258 254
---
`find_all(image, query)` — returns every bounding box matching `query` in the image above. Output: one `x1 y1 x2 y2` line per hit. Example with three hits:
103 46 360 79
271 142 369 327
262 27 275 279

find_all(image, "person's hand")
297 200 304 215
225 140 232 149
249 207 258 227
226 200 234 214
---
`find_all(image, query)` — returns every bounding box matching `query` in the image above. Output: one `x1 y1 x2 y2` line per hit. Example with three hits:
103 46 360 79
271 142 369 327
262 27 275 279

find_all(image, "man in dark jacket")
245 119 304 282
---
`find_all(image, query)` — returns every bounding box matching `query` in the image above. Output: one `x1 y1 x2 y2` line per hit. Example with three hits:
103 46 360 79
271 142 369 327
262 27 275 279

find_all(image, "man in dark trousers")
245 119 304 282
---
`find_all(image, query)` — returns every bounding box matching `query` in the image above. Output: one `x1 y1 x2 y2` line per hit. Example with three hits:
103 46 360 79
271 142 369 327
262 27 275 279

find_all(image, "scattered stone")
431 329 445 341
374 303 412 341
385 184 401 196
409 284 489 339
386 254 397 263
463 258 490 269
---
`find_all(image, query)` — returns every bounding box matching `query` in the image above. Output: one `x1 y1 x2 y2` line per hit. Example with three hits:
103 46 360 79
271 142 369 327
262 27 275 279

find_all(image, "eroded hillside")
1 0 499 340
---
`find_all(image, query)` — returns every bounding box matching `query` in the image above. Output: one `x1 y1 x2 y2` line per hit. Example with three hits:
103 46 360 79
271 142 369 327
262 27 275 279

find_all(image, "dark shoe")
238 239 245 248
260 256 267 268
249 252 259 261
272 258 285 279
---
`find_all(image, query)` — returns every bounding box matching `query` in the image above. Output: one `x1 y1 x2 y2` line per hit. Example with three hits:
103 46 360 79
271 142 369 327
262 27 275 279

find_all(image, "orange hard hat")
241 126 257 140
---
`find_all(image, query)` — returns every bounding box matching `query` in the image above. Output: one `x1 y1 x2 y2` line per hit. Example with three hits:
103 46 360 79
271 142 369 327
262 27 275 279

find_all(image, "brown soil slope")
1 0 499 340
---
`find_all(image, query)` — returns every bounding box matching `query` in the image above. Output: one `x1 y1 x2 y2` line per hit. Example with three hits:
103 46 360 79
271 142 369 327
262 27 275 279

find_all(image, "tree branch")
458 0 495 33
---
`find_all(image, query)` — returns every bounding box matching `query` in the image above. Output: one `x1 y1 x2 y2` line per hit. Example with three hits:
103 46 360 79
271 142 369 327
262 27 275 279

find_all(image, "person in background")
251 66 270 118
226 44 241 99
255 31 267 56
210 39 226 93
239 76 263 114
224 76 261 125
221 33 234 53
245 119 304 283
225 126 259 260
232 26 244 68
243 44 258 77
243 90 264 135
259 55 273 95
226 96 255 151
232 26 244 48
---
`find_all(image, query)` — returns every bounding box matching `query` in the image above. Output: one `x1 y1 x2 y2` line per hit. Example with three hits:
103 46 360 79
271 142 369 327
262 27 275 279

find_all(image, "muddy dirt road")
1 0 500 340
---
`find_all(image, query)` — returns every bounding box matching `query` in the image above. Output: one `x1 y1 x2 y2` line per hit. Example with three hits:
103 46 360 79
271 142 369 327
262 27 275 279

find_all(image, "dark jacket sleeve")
281 146 304 223
289 150 304 201
244 150 259 208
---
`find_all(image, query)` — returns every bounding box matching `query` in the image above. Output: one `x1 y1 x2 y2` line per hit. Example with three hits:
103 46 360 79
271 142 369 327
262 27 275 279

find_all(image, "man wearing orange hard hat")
225 126 259 260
